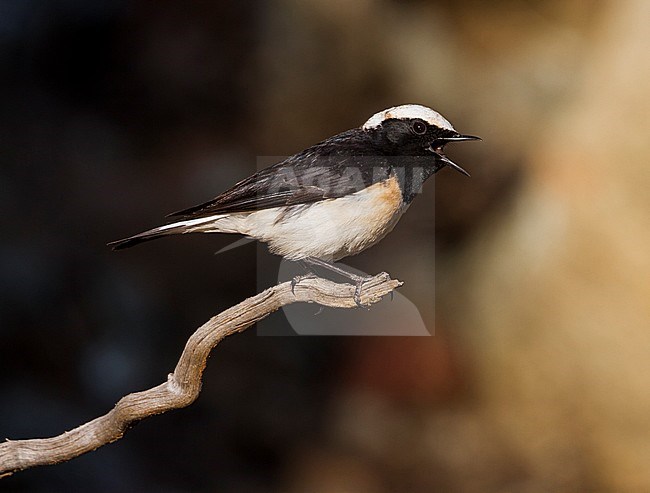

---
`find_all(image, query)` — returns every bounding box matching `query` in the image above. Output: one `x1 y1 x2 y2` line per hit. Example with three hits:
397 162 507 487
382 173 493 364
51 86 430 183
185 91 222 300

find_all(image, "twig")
0 273 401 477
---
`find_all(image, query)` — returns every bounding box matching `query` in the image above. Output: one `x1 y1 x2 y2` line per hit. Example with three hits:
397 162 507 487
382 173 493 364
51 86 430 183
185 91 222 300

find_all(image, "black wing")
168 129 390 218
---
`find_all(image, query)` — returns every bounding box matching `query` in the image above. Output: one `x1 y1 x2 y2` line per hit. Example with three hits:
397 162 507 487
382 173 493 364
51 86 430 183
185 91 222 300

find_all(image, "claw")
353 279 365 308
291 273 316 295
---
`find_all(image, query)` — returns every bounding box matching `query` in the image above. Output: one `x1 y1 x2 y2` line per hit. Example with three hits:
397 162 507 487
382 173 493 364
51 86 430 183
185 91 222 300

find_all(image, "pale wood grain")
0 273 401 477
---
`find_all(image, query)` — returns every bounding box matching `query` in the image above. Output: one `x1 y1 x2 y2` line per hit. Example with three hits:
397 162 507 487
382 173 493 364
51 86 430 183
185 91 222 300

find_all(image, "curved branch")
0 273 401 477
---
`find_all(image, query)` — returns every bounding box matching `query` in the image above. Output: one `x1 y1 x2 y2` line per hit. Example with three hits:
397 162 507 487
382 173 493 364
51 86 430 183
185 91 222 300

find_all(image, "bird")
109 104 479 304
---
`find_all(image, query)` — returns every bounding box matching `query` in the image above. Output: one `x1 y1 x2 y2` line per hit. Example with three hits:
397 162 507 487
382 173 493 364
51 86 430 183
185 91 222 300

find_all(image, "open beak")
428 134 481 177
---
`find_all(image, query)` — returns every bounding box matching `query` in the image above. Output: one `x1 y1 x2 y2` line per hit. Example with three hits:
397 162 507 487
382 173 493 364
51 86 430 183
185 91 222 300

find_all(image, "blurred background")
1 0 649 491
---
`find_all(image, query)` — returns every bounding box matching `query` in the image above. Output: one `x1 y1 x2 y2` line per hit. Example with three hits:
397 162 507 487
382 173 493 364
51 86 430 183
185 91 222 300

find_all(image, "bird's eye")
412 120 427 135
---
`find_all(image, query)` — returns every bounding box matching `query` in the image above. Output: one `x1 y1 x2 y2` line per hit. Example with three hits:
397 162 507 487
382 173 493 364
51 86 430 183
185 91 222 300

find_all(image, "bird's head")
362 104 480 176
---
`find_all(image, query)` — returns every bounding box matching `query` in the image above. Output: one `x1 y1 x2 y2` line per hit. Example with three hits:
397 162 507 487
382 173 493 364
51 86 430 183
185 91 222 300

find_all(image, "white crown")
362 104 455 131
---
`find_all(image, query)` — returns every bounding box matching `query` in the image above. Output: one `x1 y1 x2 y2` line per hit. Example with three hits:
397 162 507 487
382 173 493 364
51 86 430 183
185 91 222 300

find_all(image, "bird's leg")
303 257 372 307
291 260 317 295
290 261 327 315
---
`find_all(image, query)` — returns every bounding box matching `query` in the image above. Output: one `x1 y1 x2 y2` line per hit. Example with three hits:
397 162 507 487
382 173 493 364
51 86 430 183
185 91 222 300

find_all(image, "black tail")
108 233 164 250
108 225 187 250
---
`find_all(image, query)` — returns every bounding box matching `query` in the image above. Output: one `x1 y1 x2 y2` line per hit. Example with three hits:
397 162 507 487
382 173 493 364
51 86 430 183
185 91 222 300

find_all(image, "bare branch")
0 273 401 477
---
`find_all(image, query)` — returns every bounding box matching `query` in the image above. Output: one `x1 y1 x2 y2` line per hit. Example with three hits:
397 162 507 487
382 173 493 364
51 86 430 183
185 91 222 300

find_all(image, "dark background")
2 1 649 492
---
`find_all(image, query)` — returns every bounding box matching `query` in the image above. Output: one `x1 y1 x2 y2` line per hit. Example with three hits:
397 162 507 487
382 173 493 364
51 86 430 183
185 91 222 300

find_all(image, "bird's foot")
291 272 318 295
354 272 392 307
350 272 381 308
353 279 365 307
